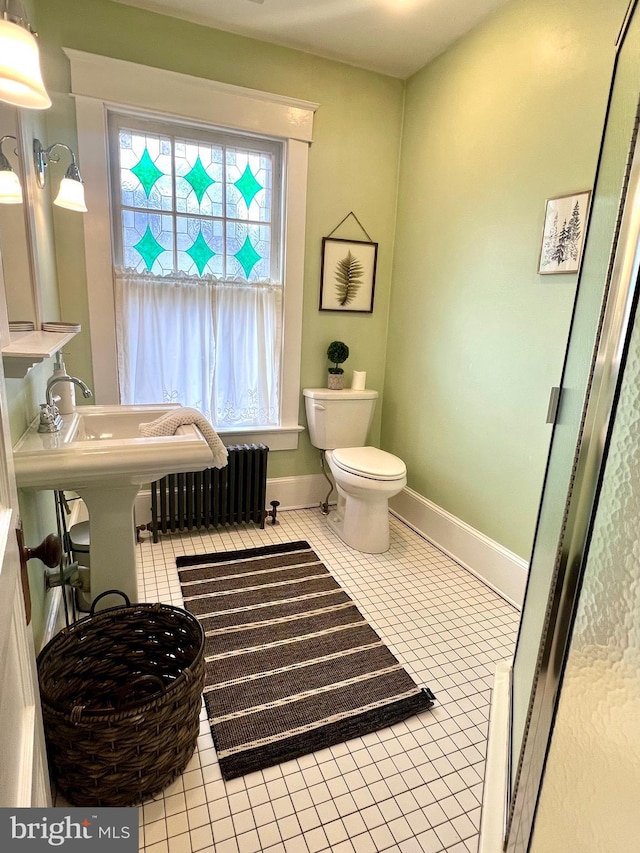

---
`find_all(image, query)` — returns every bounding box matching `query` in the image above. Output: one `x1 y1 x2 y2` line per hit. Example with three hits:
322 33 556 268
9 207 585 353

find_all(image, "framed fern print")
320 237 378 312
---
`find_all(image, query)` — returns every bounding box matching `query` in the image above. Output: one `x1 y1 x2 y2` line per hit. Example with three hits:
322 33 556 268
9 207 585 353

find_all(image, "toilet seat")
330 447 406 481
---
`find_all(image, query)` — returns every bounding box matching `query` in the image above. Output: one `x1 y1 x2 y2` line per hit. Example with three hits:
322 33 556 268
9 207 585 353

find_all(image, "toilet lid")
331 447 406 480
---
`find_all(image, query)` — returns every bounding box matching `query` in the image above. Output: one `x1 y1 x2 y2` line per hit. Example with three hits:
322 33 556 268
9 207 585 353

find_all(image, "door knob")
16 529 63 625
22 533 62 568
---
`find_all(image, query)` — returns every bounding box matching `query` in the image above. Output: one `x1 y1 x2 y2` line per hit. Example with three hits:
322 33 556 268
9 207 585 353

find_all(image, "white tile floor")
126 508 519 853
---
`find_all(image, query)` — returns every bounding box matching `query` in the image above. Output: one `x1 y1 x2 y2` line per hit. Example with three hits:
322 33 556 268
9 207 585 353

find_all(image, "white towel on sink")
139 407 228 469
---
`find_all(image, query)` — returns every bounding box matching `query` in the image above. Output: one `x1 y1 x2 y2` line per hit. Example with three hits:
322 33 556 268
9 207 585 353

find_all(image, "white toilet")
303 388 407 554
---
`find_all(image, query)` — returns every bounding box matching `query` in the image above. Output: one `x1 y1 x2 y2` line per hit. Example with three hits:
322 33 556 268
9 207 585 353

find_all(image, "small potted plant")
327 340 349 390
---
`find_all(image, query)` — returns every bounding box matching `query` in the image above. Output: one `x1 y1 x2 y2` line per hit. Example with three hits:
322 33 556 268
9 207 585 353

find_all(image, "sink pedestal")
76 483 142 606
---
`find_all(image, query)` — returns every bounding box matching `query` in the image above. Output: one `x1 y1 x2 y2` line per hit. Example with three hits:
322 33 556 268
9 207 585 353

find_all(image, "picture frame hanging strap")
326 211 374 242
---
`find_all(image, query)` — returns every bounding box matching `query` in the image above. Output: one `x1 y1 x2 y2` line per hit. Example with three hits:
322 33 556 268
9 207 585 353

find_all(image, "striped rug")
177 540 435 780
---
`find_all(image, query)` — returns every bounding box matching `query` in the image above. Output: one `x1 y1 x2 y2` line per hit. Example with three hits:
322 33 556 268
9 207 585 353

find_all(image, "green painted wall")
32 0 405 480
384 0 628 557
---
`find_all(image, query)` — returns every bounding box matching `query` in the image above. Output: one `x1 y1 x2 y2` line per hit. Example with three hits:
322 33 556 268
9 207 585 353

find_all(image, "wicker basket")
37 590 205 807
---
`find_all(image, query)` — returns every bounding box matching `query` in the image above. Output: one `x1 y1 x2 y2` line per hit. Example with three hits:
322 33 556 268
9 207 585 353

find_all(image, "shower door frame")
505 1 640 848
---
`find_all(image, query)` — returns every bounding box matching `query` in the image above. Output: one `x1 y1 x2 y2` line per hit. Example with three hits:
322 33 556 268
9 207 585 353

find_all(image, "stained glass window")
110 114 281 281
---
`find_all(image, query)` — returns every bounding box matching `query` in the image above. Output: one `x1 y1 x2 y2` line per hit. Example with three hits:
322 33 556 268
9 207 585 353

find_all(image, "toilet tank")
303 388 378 449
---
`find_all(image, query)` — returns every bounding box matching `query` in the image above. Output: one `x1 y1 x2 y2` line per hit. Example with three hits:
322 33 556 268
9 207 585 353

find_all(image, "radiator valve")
267 500 280 525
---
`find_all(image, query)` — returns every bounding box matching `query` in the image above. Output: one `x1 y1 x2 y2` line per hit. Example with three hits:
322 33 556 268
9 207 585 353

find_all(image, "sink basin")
13 404 213 490
13 404 216 607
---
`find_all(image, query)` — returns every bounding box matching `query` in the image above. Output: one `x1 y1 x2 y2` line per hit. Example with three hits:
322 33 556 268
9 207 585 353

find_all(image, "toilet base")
327 496 391 554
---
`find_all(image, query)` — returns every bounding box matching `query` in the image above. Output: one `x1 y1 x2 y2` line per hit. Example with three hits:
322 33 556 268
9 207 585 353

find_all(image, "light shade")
0 18 51 110
0 167 22 203
53 176 87 212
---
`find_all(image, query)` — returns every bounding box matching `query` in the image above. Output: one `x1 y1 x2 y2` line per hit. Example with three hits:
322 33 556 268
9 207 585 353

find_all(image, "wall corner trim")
390 487 527 608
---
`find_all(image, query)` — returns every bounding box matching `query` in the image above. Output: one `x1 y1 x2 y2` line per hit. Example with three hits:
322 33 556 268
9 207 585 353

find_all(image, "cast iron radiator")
148 443 269 543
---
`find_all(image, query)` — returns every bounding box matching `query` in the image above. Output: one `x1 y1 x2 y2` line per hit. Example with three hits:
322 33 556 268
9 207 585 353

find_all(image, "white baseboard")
40 588 63 651
390 487 527 608
266 474 331 511
479 660 513 853
134 491 151 527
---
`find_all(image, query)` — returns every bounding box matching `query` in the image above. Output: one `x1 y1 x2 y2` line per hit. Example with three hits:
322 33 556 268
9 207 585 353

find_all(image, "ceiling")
111 0 510 79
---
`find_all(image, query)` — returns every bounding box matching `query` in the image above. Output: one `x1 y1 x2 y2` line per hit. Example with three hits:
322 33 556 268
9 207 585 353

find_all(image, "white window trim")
65 49 318 450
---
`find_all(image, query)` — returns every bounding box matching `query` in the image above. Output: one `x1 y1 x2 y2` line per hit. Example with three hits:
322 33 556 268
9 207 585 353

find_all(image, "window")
110 115 283 280
109 113 284 427
67 49 317 449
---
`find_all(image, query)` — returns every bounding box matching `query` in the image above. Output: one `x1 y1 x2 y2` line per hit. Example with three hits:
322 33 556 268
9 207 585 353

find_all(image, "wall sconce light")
0 2 51 110
33 138 87 212
0 134 23 203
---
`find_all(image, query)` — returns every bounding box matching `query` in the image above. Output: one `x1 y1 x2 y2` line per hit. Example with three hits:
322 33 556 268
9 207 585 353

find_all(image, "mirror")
0 104 60 330
0 104 34 325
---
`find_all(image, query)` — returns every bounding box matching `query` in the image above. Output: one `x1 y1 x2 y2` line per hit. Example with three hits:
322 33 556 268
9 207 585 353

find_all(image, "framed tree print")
538 190 591 274
320 237 378 312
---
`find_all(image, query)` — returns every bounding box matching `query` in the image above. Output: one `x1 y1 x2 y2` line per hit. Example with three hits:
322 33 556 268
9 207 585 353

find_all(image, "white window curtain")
114 267 283 428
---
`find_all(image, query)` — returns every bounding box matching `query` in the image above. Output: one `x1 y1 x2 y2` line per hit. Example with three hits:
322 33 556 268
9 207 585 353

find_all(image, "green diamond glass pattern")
234 164 263 208
186 231 216 275
133 226 164 270
234 236 261 278
130 148 164 197
118 120 279 279
184 156 215 204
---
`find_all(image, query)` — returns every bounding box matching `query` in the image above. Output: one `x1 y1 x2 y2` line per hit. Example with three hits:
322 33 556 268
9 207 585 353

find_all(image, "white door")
0 252 50 807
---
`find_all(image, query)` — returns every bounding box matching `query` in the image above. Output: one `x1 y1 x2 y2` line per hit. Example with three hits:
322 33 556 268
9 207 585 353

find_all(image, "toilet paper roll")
351 371 366 390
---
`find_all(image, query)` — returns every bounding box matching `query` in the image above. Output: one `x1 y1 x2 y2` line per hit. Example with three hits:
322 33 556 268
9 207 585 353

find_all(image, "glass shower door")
506 0 640 848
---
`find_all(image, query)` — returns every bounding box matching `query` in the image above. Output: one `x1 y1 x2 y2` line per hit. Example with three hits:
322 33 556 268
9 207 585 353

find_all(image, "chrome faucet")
45 374 93 407
38 374 93 433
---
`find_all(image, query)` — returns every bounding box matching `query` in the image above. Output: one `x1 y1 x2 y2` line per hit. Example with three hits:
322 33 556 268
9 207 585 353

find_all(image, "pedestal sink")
13 404 215 606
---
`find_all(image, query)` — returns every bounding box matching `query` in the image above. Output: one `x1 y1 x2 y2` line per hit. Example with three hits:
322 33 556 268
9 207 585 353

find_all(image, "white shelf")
2 330 79 378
